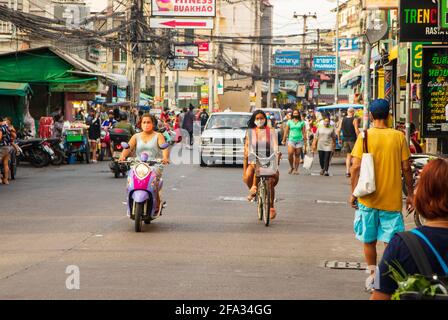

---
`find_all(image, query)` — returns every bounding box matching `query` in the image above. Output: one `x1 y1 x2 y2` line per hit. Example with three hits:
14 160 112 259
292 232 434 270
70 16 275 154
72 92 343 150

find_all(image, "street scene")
0 0 448 303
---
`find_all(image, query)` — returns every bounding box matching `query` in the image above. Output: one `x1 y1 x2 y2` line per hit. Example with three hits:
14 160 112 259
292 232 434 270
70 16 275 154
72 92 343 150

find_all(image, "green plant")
387 261 448 300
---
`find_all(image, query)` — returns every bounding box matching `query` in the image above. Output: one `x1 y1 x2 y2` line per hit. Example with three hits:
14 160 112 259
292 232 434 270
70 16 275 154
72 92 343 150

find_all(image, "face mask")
293 115 300 119
255 119 266 128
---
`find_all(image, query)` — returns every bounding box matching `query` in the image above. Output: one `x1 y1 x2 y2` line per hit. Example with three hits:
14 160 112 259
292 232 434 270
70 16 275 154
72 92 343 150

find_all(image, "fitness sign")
152 0 216 17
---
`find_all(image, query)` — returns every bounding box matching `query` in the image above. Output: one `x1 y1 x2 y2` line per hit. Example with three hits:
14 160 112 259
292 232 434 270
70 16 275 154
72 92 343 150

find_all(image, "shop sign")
440 0 448 29
217 77 224 95
274 51 301 68
421 46 448 137
400 0 447 42
313 56 337 71
174 45 199 57
337 38 360 51
151 0 216 17
412 42 432 84
50 80 106 93
65 93 95 101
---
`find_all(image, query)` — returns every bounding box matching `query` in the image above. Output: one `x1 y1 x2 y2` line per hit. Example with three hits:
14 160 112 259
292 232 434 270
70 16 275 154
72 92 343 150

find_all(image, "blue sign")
313 56 337 71
338 38 360 51
274 51 301 68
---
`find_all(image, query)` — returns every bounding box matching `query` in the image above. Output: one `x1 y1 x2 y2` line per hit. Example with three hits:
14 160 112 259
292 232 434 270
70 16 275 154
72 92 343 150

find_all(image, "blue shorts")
354 203 405 244
288 140 304 149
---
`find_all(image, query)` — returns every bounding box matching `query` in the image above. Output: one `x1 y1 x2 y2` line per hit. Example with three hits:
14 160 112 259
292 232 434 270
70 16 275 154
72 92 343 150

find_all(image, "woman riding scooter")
119 114 170 214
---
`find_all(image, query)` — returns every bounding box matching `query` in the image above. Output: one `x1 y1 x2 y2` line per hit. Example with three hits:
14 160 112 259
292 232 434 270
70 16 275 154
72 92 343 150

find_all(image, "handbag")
303 153 314 171
353 130 376 198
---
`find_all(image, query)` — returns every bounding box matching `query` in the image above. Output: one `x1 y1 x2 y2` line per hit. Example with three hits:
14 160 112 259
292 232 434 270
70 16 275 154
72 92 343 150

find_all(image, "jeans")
318 151 332 172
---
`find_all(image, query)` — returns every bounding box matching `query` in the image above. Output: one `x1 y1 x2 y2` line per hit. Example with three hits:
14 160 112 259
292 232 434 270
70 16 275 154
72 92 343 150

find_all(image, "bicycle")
251 152 280 227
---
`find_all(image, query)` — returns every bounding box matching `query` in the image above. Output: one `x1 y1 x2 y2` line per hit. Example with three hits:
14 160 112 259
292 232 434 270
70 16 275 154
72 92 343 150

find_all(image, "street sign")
151 0 216 17
150 18 214 29
313 56 337 71
195 41 210 52
400 0 447 42
274 51 300 68
421 46 448 138
338 38 360 51
365 9 388 44
217 77 224 95
412 42 431 84
440 0 448 29
168 58 189 71
174 45 199 58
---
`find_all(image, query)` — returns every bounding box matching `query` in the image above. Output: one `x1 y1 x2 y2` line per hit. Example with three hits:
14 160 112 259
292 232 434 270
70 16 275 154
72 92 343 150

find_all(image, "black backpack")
397 230 448 300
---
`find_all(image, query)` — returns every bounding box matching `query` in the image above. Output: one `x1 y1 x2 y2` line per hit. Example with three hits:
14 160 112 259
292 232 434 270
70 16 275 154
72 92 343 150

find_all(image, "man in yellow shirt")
350 99 414 292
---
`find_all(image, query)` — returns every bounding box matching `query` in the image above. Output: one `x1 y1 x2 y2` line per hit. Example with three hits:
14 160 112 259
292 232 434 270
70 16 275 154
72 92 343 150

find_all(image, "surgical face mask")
293 115 300 119
255 119 266 128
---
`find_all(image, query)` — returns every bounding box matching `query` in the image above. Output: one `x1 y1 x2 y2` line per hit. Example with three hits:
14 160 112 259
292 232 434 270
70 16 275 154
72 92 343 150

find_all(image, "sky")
86 0 337 36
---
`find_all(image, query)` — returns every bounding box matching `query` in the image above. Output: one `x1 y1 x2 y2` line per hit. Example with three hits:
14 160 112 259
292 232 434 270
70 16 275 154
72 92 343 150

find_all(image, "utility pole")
293 12 317 53
334 0 340 105
131 0 144 109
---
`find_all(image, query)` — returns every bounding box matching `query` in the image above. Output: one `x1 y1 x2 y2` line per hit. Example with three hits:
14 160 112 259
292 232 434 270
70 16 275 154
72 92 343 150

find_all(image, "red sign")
309 79 320 89
195 41 210 52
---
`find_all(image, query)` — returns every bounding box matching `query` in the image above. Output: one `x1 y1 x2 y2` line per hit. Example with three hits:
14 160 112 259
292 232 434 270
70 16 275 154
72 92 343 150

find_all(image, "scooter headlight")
135 163 151 179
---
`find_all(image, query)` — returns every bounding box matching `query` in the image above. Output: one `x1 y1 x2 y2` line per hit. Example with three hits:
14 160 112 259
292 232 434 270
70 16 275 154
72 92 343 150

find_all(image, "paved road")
0 149 415 299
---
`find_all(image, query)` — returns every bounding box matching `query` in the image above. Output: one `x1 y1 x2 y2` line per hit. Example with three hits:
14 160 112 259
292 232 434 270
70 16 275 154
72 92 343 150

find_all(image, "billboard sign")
400 0 447 42
274 51 301 68
421 46 448 137
313 56 337 71
151 0 216 17
440 0 448 29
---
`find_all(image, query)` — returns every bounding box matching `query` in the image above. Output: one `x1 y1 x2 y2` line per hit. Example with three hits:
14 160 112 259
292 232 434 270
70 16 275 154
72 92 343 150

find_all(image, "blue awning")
317 104 364 112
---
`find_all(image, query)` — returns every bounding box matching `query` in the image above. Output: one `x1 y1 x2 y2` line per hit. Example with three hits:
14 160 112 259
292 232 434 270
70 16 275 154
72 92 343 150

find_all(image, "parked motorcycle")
16 138 52 168
109 128 132 178
120 141 173 232
43 138 65 166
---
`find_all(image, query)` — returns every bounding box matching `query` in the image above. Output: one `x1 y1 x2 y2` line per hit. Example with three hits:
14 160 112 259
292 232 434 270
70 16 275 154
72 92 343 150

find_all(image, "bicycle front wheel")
257 180 264 221
263 181 271 227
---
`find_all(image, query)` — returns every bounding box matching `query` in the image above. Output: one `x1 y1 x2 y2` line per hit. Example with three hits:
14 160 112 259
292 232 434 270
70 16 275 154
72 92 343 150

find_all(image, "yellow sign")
362 0 398 9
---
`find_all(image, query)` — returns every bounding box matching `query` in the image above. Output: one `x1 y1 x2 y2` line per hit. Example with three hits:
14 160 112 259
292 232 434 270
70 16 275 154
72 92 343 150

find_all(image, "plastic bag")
303 153 314 171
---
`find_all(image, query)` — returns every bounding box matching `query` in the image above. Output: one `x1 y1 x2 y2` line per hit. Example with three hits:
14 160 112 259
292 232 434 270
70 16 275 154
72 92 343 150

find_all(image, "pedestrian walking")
199 108 209 132
182 105 195 147
338 107 360 177
350 99 414 292
313 116 336 176
86 109 101 163
372 158 448 300
282 109 306 175
0 117 15 185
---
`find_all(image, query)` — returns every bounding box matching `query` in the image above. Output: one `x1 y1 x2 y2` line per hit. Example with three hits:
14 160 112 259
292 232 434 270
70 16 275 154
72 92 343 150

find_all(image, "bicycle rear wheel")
263 181 271 227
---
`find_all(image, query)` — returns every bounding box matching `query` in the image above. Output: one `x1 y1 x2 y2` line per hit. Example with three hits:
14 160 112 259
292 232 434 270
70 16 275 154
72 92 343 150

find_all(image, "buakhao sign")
152 0 216 17
421 46 448 137
400 0 448 42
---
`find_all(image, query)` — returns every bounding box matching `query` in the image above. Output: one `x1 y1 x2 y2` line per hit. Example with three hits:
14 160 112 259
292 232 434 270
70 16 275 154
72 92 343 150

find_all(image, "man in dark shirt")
182 105 195 146
338 107 360 177
199 108 209 132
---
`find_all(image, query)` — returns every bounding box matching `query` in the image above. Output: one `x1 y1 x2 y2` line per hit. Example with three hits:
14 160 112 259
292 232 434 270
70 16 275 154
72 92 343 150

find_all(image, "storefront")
0 82 33 127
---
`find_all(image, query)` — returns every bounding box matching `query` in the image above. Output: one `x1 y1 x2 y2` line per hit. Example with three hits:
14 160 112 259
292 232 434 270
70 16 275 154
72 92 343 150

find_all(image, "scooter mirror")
121 142 130 149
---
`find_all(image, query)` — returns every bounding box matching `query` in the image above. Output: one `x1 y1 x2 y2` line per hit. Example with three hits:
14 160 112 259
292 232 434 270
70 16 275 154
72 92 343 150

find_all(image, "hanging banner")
421 46 448 137
412 42 432 84
151 0 216 17
400 0 447 42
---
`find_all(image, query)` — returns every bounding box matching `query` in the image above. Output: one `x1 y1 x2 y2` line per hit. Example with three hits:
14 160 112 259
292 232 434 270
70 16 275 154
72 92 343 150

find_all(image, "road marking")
219 196 247 202
316 200 347 205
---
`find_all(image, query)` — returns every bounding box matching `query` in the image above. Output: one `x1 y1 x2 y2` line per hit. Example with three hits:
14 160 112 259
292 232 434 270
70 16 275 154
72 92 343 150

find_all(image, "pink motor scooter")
120 141 173 232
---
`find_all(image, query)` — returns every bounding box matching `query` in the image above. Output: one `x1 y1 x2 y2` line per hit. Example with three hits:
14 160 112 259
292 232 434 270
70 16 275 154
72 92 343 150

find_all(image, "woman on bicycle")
282 109 307 175
243 110 280 220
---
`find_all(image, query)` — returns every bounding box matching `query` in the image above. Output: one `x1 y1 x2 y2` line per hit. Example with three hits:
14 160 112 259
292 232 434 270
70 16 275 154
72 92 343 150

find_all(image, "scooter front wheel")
134 202 144 232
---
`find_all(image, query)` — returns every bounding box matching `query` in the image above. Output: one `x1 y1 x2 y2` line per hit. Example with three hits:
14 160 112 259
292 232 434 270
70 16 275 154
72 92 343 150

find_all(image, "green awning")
0 49 95 84
0 82 33 97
